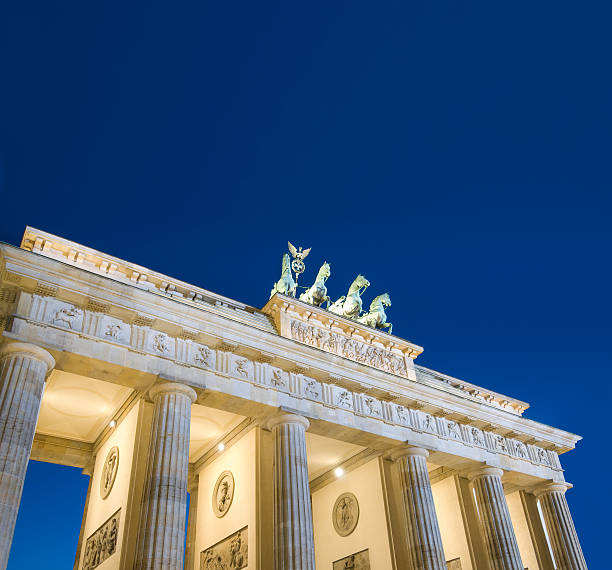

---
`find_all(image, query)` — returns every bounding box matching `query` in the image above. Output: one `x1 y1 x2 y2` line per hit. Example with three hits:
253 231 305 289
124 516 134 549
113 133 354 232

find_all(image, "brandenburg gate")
0 228 587 569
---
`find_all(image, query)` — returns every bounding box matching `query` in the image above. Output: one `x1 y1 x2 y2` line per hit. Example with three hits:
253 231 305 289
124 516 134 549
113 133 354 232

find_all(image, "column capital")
266 412 309 431
149 381 197 403
468 466 505 481
534 482 571 497
0 342 55 373
391 445 429 461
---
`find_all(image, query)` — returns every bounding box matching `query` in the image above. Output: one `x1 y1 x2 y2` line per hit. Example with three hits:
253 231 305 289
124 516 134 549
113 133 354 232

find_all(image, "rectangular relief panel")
333 548 370 570
200 526 248 570
82 509 121 570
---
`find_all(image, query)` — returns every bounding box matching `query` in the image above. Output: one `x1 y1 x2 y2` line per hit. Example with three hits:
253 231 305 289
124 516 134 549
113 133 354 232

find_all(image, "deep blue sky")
2 1 610 567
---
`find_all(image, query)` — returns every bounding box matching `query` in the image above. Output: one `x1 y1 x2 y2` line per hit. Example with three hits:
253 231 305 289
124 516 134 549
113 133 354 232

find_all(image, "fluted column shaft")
184 475 199 570
0 343 54 570
135 382 196 570
396 447 446 570
269 413 315 570
536 484 587 570
470 467 523 570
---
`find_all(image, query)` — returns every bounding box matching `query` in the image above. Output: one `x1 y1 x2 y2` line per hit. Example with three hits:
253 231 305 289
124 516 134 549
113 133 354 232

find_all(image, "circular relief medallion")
333 492 359 537
100 446 119 499
212 471 235 518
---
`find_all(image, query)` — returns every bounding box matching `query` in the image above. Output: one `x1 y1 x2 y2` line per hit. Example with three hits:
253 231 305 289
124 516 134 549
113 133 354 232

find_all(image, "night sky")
2 1 610 567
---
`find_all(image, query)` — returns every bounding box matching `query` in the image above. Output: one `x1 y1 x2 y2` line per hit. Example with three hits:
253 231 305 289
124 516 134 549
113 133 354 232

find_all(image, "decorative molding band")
10 293 564 471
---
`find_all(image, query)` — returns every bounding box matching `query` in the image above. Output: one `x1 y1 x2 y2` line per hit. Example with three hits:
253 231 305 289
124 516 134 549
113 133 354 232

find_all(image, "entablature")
1 241 581 466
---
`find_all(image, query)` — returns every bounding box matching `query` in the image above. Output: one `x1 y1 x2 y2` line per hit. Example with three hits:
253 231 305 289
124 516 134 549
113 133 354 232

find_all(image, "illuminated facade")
0 227 587 569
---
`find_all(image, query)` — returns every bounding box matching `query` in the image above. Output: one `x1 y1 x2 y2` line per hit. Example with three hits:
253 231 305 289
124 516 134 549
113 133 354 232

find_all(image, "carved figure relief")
52 305 83 330
494 435 507 452
396 405 409 424
100 446 119 499
271 369 287 388
290 320 408 377
447 421 461 439
515 442 527 458
82 510 120 570
194 345 213 367
212 471 235 518
235 359 250 378
333 492 359 537
303 378 321 400
422 413 436 433
104 323 124 341
333 549 370 570
446 558 462 570
152 333 170 354
200 526 248 570
471 427 484 446
336 390 353 409
536 447 549 465
363 396 382 417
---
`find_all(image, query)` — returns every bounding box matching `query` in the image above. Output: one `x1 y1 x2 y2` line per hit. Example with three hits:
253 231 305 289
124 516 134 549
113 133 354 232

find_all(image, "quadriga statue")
328 274 370 320
270 253 296 298
357 293 393 334
299 261 331 307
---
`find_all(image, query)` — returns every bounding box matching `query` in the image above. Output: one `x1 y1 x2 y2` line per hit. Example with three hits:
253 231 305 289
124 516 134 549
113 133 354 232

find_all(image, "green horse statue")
329 274 370 320
299 261 331 307
270 253 296 298
357 293 392 334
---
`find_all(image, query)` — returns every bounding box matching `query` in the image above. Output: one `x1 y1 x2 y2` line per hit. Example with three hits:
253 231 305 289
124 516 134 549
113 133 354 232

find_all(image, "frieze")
15 293 561 472
290 319 410 378
83 509 120 570
193 344 215 369
201 526 248 570
333 549 370 570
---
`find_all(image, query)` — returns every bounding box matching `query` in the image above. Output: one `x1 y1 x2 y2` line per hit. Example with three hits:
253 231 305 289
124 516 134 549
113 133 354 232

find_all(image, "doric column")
268 413 315 570
0 342 54 570
184 471 198 570
73 461 95 570
135 381 197 570
469 467 524 570
395 447 446 570
535 483 587 570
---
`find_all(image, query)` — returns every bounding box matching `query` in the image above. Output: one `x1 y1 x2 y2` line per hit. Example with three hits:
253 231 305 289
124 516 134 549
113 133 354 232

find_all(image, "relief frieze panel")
147 331 175 358
18 293 560 472
290 319 410 378
99 315 130 344
82 509 120 570
200 526 248 570
301 376 322 401
192 343 216 369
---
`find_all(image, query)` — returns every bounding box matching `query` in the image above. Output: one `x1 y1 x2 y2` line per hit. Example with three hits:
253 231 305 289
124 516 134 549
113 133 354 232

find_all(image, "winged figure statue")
288 242 311 261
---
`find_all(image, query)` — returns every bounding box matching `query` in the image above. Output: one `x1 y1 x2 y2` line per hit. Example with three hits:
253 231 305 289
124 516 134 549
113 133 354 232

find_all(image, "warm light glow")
334 467 344 478
108 420 116 428
217 443 225 452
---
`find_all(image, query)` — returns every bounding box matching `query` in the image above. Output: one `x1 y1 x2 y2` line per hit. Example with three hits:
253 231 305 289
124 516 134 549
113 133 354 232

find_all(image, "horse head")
349 274 370 294
371 293 391 309
318 261 331 281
